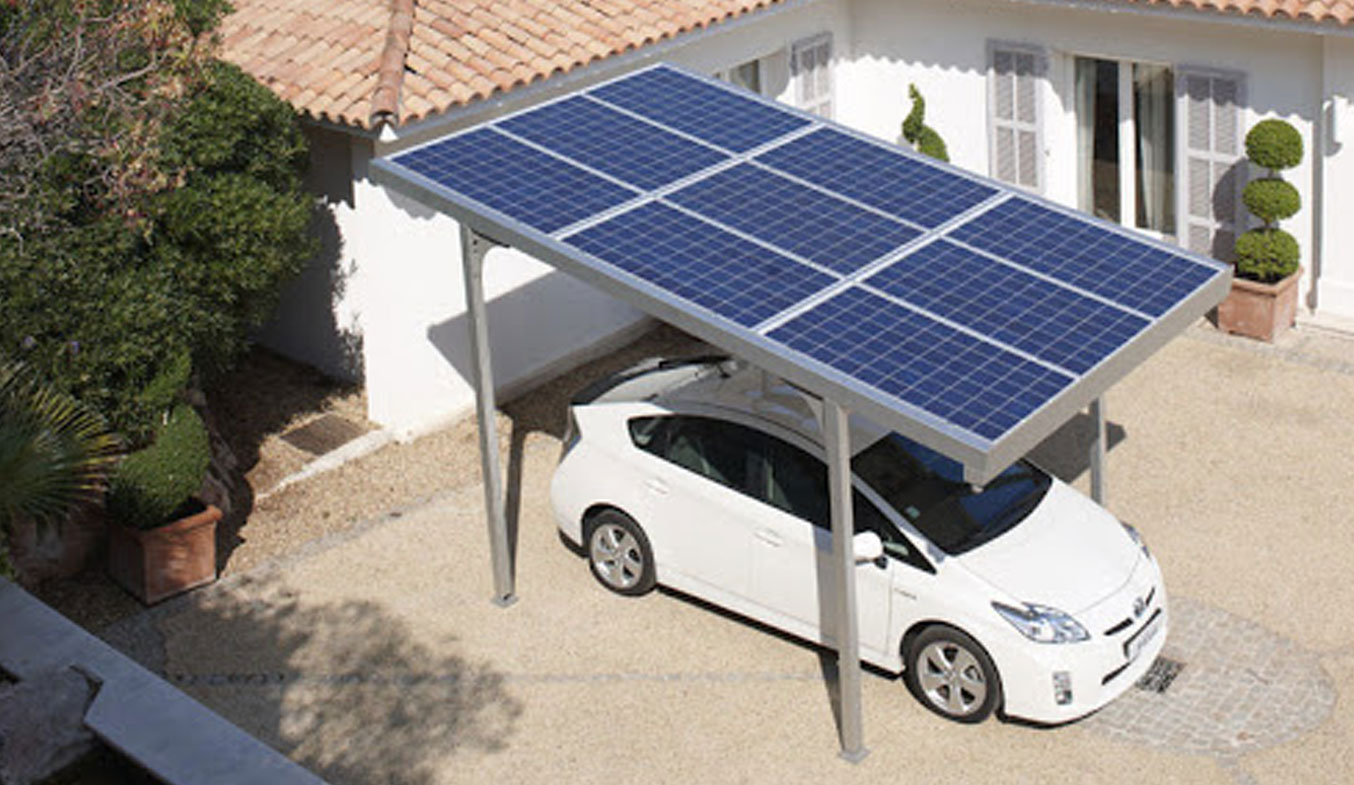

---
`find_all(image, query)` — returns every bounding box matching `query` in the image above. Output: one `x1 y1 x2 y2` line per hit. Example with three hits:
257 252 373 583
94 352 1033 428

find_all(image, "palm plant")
0 361 122 576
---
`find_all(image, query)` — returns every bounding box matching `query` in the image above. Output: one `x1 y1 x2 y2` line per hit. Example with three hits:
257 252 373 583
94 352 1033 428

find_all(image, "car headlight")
1120 521 1151 559
992 602 1089 643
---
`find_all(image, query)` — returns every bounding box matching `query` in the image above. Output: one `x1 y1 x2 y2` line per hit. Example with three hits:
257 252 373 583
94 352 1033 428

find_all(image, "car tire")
904 625 1002 723
584 509 656 596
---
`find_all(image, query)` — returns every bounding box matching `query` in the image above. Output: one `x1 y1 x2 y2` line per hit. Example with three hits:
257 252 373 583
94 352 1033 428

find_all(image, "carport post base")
1089 397 1107 506
461 226 516 608
825 399 868 763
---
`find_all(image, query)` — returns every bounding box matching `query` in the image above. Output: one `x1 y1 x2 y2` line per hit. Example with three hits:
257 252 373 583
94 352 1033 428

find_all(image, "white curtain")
1075 58 1097 216
1134 64 1174 234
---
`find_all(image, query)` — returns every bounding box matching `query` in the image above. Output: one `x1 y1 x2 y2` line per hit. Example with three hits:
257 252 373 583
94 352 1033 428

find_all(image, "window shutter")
988 43 1045 192
791 34 833 118
1177 69 1245 261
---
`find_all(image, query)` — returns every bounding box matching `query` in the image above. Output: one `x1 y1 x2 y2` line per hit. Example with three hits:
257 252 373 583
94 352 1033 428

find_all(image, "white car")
550 356 1167 724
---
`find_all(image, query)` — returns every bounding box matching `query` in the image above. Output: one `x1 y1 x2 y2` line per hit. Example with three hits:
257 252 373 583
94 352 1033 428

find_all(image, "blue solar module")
665 164 923 274
767 287 1074 441
565 202 835 328
864 240 1150 375
949 197 1218 317
590 66 810 153
756 129 998 229
497 96 728 191
393 128 637 233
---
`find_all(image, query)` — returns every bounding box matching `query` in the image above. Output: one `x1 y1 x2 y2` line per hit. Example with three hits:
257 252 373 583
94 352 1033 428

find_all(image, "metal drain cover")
1136 656 1184 694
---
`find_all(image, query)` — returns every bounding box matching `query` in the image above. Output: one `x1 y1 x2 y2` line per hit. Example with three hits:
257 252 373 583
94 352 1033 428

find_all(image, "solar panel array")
386 64 1226 448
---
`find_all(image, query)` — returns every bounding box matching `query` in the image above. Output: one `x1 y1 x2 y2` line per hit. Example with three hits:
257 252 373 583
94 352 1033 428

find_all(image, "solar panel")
392 128 637 233
864 240 1150 375
756 129 998 228
565 202 836 329
666 164 923 274
374 62 1230 477
766 287 1074 441
949 197 1218 317
497 96 728 191
590 66 810 153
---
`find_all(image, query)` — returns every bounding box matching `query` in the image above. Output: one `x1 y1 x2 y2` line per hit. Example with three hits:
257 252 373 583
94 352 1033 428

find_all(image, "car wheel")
585 509 656 596
905 625 1002 723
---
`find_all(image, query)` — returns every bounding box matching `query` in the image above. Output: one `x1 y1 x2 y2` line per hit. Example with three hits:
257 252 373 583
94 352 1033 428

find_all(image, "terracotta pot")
107 502 221 605
1216 268 1301 343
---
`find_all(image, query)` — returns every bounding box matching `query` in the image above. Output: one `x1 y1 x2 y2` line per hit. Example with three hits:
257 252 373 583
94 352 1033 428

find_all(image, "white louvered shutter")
988 44 1045 191
1177 70 1245 261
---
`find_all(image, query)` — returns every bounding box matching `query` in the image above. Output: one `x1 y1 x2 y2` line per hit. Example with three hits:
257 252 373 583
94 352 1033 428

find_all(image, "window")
988 42 1045 192
791 34 833 118
1074 57 1177 237
717 59 762 95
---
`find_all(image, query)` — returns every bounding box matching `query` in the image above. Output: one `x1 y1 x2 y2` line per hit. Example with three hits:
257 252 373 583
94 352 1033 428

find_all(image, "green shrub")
1245 119 1303 172
1242 177 1301 226
902 84 950 162
107 403 210 529
1235 228 1300 283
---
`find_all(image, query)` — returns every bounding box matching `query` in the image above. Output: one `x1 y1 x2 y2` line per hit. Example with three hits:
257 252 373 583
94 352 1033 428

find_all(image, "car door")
629 415 763 604
746 433 894 659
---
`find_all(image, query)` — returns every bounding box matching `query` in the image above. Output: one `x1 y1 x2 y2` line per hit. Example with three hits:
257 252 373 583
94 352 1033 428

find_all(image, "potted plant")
0 362 121 585
105 398 218 605
1217 118 1304 341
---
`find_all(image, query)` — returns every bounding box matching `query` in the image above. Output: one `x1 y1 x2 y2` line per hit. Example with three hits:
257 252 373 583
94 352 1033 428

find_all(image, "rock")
0 668 99 785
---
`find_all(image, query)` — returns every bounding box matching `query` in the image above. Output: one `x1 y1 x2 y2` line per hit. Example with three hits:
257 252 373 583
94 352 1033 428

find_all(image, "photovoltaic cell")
756 129 997 228
590 66 810 153
864 240 1150 375
949 197 1218 317
767 287 1074 441
393 128 637 233
497 96 728 190
565 202 835 328
665 164 923 274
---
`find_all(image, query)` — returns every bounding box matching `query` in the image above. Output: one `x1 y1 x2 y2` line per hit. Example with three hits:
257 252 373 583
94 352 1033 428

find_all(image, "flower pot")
1216 268 1301 342
107 502 220 605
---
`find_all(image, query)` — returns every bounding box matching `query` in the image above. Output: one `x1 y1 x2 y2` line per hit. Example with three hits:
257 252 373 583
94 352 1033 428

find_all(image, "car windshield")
851 434 1051 555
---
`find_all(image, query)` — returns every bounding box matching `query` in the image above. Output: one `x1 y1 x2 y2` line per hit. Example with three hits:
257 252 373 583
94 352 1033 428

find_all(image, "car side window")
631 415 760 497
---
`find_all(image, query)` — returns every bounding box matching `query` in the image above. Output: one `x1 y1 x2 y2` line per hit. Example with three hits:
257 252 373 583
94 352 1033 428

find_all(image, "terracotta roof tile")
220 0 1354 131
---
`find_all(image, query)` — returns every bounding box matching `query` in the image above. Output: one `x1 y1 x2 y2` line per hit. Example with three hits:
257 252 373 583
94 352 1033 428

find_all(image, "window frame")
987 39 1047 193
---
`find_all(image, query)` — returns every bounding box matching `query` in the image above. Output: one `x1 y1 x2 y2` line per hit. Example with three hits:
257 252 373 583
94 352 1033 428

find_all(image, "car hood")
957 481 1139 614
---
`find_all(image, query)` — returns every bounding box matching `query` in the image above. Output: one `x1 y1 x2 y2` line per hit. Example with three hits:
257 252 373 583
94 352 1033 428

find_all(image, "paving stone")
1084 595 1336 754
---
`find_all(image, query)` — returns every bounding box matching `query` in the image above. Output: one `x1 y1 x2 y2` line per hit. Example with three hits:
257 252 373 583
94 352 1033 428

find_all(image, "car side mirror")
853 530 884 563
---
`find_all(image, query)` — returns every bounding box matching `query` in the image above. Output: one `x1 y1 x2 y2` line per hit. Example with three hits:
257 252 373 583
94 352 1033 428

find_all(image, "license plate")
1124 610 1163 663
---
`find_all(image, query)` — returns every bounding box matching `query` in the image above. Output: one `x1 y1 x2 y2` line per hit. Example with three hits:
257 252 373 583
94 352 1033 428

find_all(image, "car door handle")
645 478 669 495
755 529 782 547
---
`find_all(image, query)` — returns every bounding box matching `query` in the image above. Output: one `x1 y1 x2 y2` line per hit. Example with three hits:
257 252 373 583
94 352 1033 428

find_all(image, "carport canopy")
371 63 1231 762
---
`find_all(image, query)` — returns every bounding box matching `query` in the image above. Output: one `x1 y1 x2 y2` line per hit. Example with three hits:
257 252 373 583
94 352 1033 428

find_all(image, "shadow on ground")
1027 410 1127 484
154 580 521 785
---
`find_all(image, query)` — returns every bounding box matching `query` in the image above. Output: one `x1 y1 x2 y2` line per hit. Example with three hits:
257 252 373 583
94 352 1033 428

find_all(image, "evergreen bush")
1245 119 1304 172
1235 118 1302 282
107 403 210 529
902 85 950 162
1235 229 1300 284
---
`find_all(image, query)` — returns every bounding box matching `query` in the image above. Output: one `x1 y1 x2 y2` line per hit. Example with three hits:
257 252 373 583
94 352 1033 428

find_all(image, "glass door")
1075 57 1176 240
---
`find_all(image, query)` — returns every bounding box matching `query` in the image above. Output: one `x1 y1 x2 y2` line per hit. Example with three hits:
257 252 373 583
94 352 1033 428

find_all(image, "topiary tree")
902 84 950 162
106 402 210 529
1235 119 1303 282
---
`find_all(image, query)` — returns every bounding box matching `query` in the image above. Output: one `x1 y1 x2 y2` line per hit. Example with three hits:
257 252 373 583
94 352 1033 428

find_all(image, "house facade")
222 0 1354 437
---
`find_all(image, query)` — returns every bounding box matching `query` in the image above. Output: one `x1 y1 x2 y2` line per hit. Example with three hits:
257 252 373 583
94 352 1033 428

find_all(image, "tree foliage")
0 1 315 445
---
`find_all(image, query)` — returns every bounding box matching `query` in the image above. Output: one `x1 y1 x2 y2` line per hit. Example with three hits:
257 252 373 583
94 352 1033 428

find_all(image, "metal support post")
824 399 867 763
1089 397 1107 506
461 226 516 607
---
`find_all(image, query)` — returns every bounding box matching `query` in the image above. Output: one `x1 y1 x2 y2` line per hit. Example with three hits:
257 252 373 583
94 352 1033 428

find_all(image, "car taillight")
561 409 581 457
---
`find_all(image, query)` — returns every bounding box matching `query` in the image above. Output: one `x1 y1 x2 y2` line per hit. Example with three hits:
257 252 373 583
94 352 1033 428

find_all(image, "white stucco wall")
838 0 1340 316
